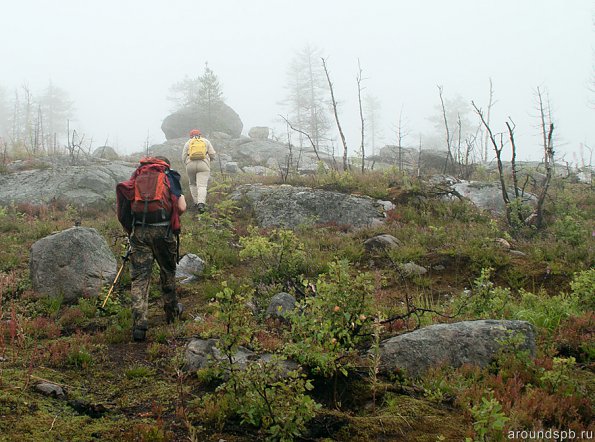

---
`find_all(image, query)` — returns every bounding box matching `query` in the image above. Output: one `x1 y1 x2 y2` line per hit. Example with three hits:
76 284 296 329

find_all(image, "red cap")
189 129 201 137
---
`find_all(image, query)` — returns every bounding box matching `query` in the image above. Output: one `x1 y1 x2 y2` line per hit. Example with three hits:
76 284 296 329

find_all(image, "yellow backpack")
188 137 208 160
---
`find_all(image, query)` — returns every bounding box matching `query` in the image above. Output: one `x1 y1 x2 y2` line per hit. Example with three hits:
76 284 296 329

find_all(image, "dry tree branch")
278 114 321 161
322 57 349 171
357 59 365 173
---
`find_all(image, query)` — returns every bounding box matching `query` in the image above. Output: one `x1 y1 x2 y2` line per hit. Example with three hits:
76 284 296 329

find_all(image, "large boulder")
30 227 117 303
227 139 290 164
161 103 243 139
248 126 269 140
377 320 536 378
242 166 277 176
377 146 454 173
230 184 395 229
225 139 327 172
0 161 136 207
451 181 537 215
92 146 119 160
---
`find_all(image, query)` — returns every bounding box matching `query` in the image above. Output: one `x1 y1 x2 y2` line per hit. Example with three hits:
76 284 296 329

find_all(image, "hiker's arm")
207 140 216 160
177 195 187 214
182 141 189 163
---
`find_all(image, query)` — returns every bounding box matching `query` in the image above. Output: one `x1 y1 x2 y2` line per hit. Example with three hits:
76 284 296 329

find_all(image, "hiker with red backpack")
116 156 187 342
182 129 216 213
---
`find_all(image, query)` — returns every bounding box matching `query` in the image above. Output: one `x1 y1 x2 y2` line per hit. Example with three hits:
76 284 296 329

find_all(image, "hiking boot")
165 302 183 324
132 326 147 342
196 203 206 214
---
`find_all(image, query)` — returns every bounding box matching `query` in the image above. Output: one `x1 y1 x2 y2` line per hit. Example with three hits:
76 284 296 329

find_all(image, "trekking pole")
101 246 131 309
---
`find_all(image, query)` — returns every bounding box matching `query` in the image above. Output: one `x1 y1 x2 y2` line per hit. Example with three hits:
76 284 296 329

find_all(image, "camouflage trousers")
129 225 177 329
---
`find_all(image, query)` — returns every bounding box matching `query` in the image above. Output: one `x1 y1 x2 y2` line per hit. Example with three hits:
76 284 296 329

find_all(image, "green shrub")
512 289 580 333
552 214 589 246
539 356 580 396
182 197 241 272
125 364 156 379
284 260 374 377
38 294 64 318
570 268 595 310
230 358 320 441
103 305 133 344
214 283 255 368
67 347 94 369
77 297 98 318
239 227 307 284
467 391 509 442
454 268 511 319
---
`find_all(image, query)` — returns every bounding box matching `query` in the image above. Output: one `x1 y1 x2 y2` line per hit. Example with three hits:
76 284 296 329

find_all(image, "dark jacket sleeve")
166 170 183 197
116 180 135 234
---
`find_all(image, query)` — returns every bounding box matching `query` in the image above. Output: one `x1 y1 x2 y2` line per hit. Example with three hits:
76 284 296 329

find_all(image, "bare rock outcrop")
0 160 135 207
451 181 537 215
248 126 269 139
230 184 395 229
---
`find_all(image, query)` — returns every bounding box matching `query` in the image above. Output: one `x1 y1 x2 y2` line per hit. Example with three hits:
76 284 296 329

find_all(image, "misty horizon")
1 0 594 165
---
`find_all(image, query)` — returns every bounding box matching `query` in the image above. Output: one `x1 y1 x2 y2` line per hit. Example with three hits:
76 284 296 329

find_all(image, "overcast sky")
2 0 593 162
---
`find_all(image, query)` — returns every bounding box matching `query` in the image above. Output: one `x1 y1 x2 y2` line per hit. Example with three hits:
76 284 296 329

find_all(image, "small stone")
35 382 65 398
509 250 527 257
400 262 428 277
266 293 296 318
495 238 511 249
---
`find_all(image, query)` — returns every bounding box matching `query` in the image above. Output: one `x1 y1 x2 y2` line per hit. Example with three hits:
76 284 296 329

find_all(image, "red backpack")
116 157 181 233
131 168 172 223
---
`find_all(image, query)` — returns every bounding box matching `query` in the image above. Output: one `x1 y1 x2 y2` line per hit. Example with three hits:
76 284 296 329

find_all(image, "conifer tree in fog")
197 62 224 136
0 86 9 139
38 81 74 152
364 94 382 159
283 45 330 153
2 82 73 154
168 62 224 136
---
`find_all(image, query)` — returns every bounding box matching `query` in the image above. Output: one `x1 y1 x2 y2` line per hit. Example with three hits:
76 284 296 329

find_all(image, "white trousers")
185 160 211 204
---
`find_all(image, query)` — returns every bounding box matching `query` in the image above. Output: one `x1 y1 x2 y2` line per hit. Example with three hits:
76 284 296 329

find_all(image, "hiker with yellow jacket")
182 129 216 213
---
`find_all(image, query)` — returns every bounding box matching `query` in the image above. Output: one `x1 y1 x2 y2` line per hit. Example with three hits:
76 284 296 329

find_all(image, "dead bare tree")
394 107 409 172
437 85 454 173
472 101 512 224
481 78 496 163
144 131 150 157
461 134 477 179
579 143 593 189
279 114 321 162
356 59 365 173
321 57 349 171
34 104 44 154
506 119 519 199
0 137 7 165
66 120 87 165
535 87 555 229
281 119 293 182
22 84 34 156
417 135 423 178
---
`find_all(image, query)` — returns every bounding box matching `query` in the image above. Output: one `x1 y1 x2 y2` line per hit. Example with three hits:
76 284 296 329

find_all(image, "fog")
2 0 593 163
